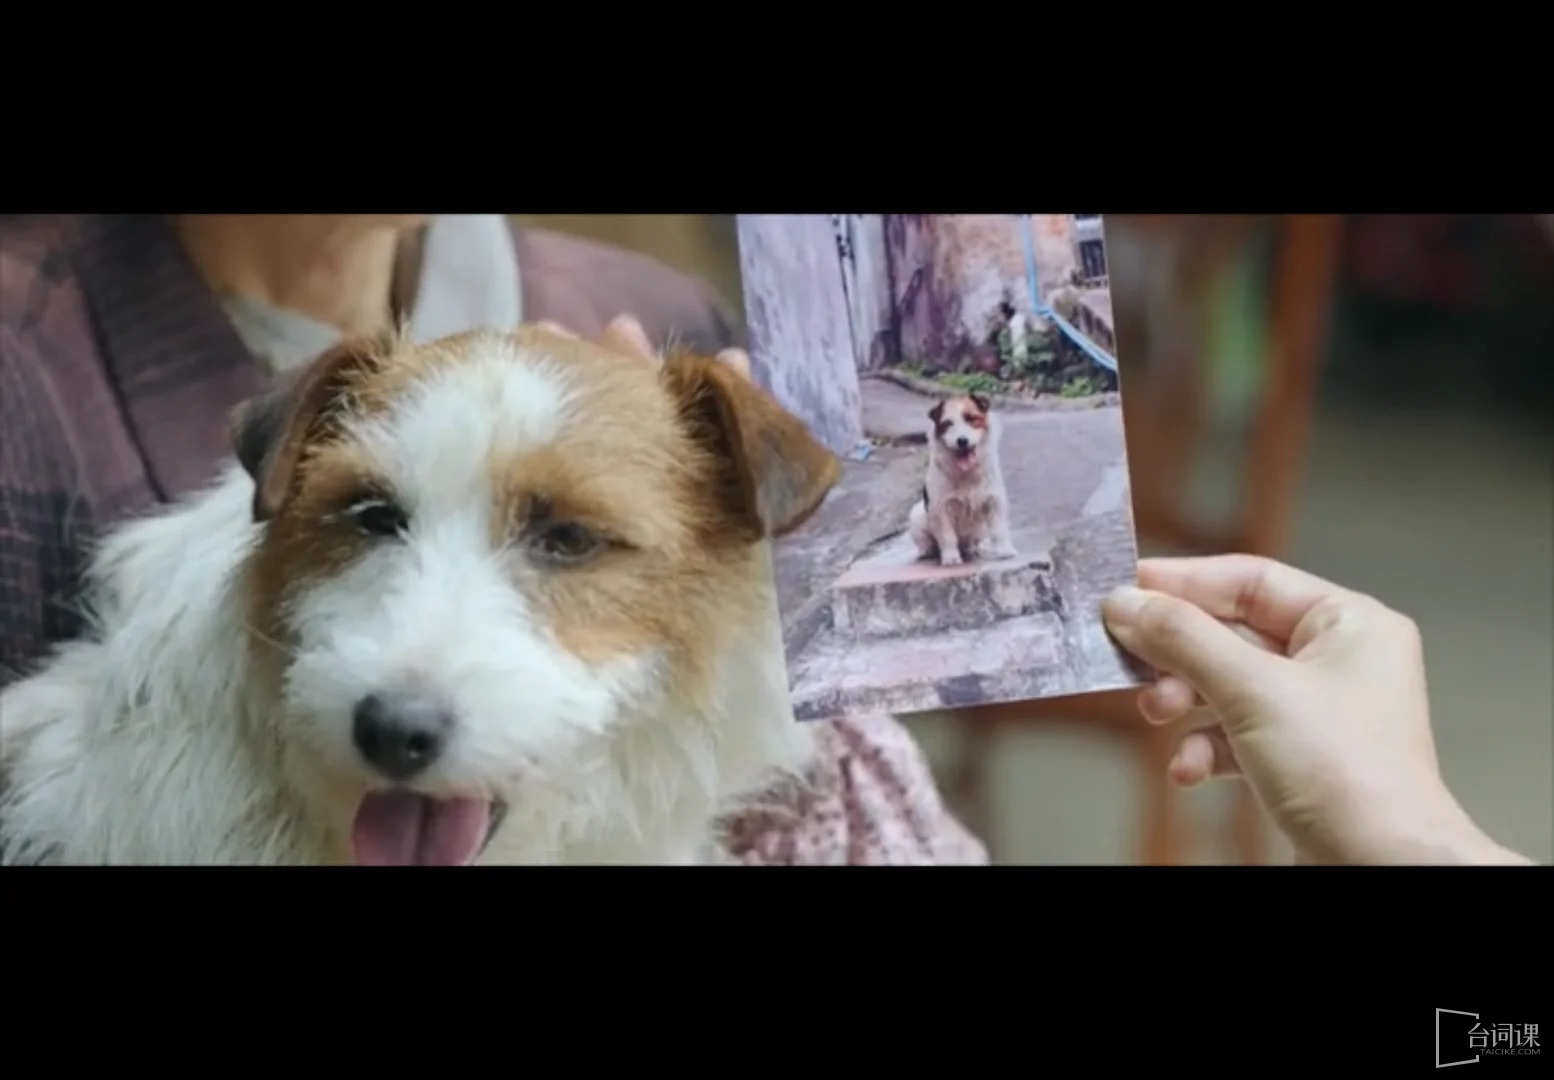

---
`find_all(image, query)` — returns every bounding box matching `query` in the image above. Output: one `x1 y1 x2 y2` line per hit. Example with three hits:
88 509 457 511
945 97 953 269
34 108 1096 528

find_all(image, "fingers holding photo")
1133 621 1286 724
1136 555 1357 646
1102 585 1282 718
1136 674 1197 724
1168 726 1241 787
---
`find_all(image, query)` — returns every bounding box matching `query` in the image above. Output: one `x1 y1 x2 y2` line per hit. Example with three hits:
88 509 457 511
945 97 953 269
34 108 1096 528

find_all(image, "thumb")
1103 586 1279 718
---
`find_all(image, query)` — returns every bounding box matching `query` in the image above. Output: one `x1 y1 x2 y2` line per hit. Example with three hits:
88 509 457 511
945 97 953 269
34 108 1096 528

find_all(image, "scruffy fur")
908 393 1017 566
0 327 841 865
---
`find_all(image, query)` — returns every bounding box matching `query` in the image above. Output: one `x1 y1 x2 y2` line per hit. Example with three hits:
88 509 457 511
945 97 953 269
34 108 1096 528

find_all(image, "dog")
907 392 1018 567
0 326 841 865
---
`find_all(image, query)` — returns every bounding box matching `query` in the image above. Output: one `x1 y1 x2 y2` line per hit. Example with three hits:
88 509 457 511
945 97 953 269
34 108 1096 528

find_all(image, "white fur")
0 338 813 866
908 400 1018 567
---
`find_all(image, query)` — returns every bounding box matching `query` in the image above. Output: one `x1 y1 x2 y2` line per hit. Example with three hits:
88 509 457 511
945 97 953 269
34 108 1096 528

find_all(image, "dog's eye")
532 521 603 563
350 499 409 538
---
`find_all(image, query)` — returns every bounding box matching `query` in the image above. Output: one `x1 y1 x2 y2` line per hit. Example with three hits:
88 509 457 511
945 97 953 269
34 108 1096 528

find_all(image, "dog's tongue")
351 792 491 867
955 449 979 472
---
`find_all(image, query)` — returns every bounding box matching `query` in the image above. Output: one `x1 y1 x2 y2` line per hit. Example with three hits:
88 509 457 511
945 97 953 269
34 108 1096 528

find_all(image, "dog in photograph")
0 326 840 865
908 392 1018 567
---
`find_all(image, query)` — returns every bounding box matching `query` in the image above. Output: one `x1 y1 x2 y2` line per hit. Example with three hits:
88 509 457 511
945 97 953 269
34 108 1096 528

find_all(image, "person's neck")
173 215 404 337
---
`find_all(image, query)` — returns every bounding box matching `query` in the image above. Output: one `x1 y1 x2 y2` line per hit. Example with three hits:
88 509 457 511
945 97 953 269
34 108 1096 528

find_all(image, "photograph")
736 214 1149 723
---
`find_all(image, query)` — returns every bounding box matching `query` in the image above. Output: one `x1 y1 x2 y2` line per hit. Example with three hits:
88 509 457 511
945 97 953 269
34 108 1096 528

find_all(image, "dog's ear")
928 401 945 424
230 336 385 523
661 353 841 541
969 393 992 415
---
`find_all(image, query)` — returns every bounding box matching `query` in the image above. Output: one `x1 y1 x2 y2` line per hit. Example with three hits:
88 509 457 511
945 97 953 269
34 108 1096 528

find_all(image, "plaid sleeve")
0 325 87 685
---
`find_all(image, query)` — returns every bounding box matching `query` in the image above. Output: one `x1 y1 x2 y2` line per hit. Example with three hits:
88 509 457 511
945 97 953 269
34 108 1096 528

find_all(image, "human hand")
536 314 752 380
1102 555 1531 866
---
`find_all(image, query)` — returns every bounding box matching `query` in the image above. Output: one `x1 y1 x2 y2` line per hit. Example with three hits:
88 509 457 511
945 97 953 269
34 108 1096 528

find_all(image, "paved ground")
770 441 925 661
856 377 1132 532
772 379 1140 720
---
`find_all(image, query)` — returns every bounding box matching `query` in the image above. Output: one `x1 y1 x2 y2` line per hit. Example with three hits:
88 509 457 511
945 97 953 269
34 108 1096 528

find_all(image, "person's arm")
1386 795 1537 866
1103 555 1542 867
1442 834 1536 866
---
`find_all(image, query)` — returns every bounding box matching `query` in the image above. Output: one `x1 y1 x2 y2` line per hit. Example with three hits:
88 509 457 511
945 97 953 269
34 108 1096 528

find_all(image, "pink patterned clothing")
0 214 987 866
724 716 988 865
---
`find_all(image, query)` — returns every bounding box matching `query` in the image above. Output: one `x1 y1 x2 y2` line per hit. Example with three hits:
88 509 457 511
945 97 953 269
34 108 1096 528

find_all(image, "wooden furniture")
947 214 1346 865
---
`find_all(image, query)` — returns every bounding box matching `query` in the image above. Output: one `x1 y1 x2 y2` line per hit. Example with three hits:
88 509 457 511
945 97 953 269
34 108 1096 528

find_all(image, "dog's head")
927 393 992 472
231 327 839 865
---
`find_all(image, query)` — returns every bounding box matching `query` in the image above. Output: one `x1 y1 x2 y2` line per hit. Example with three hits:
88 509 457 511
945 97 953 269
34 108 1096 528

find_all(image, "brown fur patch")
956 395 990 424
660 352 841 540
490 336 740 670
245 441 389 656
231 333 394 521
931 395 990 437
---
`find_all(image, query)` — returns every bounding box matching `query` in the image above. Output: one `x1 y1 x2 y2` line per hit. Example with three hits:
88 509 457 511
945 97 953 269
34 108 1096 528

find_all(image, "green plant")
1061 375 1099 399
999 322 1059 374
937 371 1004 397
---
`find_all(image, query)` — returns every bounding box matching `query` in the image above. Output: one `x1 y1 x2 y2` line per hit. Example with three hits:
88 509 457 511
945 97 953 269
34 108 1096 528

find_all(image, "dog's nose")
956 435 970 449
351 693 452 781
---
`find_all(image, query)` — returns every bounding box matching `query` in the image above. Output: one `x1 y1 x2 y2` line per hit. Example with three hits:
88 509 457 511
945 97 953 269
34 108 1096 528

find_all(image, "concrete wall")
880 215 1007 372
1076 292 1117 352
1029 214 1079 300
837 215 894 373
875 215 1078 374
932 215 1039 331
734 215 862 456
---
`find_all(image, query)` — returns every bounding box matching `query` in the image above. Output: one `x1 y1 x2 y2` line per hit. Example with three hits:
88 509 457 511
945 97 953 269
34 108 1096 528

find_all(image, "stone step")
789 610 1069 722
830 549 1060 641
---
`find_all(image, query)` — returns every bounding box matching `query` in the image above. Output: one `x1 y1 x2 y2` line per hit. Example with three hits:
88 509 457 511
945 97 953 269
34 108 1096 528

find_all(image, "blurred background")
515 214 1554 865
